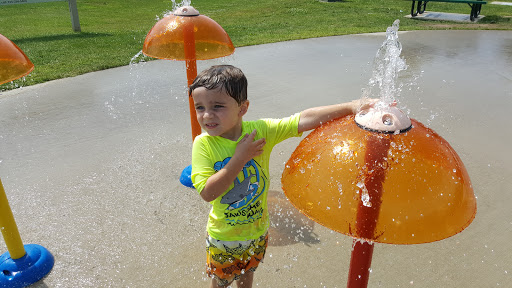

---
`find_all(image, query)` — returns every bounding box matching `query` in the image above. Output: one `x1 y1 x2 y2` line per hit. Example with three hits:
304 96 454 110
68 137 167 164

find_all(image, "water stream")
362 20 408 110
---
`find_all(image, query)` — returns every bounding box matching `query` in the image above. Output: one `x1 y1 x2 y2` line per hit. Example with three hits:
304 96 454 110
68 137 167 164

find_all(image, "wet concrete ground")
0 30 511 287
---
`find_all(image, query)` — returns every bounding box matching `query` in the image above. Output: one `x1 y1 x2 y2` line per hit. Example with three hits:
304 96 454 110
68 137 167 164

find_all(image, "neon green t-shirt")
191 113 302 241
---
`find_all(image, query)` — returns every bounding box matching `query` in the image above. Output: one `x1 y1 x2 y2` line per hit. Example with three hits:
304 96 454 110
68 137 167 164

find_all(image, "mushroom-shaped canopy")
143 6 234 61
282 115 476 244
0 33 34 85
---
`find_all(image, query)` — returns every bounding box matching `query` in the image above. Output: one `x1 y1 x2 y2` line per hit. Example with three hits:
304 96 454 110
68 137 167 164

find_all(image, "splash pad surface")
0 31 511 287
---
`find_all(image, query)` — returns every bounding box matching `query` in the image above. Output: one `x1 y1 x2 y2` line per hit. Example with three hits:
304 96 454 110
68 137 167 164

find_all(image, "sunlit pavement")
1 30 511 287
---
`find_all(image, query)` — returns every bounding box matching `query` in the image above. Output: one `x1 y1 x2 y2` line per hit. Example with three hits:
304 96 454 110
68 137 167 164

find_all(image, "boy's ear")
239 100 249 117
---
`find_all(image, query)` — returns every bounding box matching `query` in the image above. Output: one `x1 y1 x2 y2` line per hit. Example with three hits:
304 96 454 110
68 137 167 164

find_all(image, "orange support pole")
183 21 201 140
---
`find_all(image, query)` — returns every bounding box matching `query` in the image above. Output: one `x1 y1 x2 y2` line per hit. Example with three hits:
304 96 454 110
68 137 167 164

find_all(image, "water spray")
281 21 476 287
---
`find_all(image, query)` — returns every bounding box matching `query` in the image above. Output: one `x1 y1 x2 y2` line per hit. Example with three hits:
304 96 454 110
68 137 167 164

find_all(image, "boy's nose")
203 110 213 119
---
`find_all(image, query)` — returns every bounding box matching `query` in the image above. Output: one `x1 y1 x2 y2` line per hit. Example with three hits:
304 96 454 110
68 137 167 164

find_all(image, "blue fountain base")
180 165 195 188
0 244 54 288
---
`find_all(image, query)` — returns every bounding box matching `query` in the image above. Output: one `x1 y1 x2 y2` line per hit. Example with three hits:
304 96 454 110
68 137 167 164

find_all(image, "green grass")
0 0 511 89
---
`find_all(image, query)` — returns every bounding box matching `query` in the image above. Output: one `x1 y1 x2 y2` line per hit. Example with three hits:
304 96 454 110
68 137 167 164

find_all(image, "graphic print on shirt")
214 158 267 226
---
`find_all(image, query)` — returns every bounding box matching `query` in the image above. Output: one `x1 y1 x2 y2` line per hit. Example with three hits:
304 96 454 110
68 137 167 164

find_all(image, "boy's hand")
198 129 265 202
351 98 379 114
234 129 266 162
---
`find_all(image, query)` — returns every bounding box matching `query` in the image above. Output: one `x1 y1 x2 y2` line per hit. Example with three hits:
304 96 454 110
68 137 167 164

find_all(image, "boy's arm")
199 130 266 202
297 99 375 133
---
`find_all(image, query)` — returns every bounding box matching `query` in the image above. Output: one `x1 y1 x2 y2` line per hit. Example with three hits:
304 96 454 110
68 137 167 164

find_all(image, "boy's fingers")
240 133 249 142
358 98 379 111
363 98 378 106
247 129 257 141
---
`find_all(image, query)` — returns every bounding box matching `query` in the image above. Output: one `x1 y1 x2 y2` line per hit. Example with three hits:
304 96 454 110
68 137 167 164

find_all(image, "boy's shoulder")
244 113 301 137
248 113 301 127
242 118 276 133
254 113 302 128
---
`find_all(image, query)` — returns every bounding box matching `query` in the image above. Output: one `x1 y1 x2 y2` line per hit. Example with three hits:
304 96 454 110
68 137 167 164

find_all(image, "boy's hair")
189 65 248 105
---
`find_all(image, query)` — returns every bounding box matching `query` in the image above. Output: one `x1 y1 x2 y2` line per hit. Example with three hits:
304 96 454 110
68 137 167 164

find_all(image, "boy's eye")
214 105 224 109
195 106 204 111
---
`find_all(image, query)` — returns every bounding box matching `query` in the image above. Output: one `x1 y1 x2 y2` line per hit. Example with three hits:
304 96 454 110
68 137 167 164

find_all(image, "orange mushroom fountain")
143 5 235 140
142 5 235 188
281 21 476 288
0 33 55 288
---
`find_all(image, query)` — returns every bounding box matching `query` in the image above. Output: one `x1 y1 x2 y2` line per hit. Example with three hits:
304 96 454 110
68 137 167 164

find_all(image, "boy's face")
192 87 248 141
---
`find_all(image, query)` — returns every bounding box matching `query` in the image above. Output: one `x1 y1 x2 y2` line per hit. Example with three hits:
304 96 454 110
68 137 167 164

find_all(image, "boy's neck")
220 120 244 142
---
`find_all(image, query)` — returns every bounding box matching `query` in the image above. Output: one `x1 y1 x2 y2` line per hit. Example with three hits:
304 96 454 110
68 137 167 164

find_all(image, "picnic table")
410 0 487 21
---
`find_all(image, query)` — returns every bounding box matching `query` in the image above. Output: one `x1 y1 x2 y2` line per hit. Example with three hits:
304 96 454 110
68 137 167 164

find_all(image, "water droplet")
305 202 314 212
357 181 372 207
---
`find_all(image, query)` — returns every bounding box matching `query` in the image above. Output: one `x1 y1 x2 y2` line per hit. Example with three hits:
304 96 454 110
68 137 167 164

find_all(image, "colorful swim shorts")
206 233 268 286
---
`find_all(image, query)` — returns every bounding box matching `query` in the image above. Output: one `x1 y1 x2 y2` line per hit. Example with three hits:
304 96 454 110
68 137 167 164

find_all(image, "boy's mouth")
205 123 218 129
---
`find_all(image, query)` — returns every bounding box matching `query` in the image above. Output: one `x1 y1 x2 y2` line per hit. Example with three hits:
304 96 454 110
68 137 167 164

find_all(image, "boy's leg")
210 277 234 288
235 270 254 288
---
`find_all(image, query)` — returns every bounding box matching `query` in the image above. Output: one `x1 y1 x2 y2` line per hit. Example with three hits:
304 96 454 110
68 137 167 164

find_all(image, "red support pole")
183 22 201 140
347 240 374 288
347 133 391 288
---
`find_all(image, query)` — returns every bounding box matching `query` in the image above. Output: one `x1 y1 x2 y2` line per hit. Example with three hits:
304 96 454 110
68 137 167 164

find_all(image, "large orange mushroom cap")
282 115 476 244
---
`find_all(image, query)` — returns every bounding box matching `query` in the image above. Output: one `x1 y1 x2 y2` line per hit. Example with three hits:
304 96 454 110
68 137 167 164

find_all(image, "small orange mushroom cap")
143 6 234 61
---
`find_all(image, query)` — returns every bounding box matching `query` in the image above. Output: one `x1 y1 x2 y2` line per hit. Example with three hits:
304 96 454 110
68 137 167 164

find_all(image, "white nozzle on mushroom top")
355 105 412 134
173 6 200 16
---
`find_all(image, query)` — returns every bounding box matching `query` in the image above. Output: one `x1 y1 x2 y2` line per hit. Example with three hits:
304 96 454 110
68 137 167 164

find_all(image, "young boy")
190 65 373 288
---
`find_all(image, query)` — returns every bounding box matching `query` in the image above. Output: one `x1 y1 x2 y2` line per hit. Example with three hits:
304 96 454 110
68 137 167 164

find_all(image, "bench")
410 0 487 21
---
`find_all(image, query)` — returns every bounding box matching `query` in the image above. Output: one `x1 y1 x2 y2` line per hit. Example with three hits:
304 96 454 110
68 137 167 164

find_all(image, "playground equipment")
143 5 235 188
0 33 34 84
281 105 477 287
143 5 235 140
282 20 476 287
0 33 55 288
